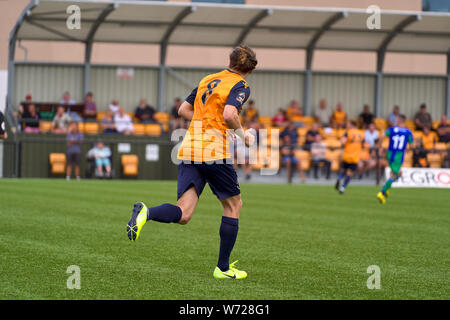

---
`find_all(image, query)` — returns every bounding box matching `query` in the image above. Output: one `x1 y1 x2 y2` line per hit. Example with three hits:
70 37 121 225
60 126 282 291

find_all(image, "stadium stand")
49 153 66 175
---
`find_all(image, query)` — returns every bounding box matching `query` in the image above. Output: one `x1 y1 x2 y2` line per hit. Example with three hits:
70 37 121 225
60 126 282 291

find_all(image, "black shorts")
67 152 81 166
177 161 240 200
342 161 358 172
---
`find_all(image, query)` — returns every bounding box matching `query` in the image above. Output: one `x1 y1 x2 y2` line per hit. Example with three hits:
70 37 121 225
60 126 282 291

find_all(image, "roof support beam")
375 14 421 118
24 19 82 42
158 6 196 111
83 4 117 96
303 12 347 116
234 9 272 47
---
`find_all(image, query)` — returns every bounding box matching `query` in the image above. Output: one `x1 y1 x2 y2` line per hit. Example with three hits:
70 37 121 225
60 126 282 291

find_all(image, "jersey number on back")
201 79 222 105
392 135 405 150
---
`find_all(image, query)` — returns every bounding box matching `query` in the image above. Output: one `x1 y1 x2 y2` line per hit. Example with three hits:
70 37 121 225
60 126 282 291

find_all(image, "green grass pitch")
0 178 448 300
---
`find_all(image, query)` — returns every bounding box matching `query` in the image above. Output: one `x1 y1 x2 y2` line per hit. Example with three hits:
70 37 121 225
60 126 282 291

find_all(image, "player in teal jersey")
377 115 413 204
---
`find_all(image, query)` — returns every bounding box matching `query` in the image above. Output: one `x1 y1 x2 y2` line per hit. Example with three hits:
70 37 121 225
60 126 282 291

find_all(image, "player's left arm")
178 87 198 121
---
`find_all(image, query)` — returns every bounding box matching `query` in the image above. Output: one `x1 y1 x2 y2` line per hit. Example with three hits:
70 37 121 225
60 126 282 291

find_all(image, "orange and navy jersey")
343 128 365 164
177 69 250 162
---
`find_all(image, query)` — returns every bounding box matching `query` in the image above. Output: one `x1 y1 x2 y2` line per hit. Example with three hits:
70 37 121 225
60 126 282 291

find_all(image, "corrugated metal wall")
311 73 376 118
15 64 83 105
91 66 159 111
382 75 446 120
13 63 447 120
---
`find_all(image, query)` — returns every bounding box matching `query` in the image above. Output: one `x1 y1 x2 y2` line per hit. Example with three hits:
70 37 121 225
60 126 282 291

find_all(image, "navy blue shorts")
177 162 241 200
342 161 358 172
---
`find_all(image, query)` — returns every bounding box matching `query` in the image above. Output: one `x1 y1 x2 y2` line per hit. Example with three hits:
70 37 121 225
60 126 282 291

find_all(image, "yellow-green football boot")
126 202 148 241
213 260 247 279
377 192 386 204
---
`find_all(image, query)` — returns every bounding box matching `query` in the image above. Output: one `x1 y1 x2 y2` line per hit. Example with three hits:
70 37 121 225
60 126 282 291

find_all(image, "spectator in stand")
437 115 450 143
242 100 259 126
280 135 305 184
280 121 299 146
15 94 33 120
387 105 400 127
272 108 288 127
88 141 112 178
303 122 320 151
421 126 436 151
0 110 7 139
359 104 374 129
83 92 97 120
364 122 379 149
66 122 83 181
414 104 432 131
331 102 347 129
170 97 186 130
315 99 332 128
109 99 120 114
311 134 331 180
285 100 302 120
114 107 134 135
358 142 376 179
22 104 40 133
51 105 71 134
101 110 117 134
60 91 76 105
134 98 156 123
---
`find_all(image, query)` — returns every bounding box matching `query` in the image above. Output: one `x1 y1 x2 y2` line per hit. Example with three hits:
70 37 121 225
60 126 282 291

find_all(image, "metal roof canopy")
7 0 450 117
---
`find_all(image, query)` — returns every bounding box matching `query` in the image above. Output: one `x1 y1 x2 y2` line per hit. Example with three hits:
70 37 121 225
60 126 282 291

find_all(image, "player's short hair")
229 45 257 74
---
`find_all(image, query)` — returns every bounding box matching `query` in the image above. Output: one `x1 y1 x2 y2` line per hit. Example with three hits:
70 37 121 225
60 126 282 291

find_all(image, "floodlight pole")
157 6 196 112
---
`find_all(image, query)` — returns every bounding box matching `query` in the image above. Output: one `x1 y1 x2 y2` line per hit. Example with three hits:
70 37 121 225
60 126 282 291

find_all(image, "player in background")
0 110 7 140
377 115 413 204
335 120 364 194
126 45 257 280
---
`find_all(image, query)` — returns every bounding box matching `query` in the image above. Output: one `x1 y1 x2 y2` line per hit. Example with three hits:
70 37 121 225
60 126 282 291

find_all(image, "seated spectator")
421 126 436 151
109 99 120 114
436 115 450 143
15 93 33 120
285 100 302 120
364 123 379 149
101 110 117 134
170 97 186 130
134 98 156 123
66 122 83 180
280 121 299 146
315 99 332 128
0 110 7 139
303 122 320 151
22 103 40 133
272 108 288 127
83 92 97 120
60 91 76 105
311 134 331 179
242 100 259 126
387 105 400 127
114 107 133 135
331 102 347 129
51 105 71 134
88 141 112 178
414 104 432 131
280 135 305 184
359 104 374 129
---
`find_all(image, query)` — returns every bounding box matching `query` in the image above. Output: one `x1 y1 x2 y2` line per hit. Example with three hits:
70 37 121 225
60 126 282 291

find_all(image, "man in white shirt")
315 99 331 128
109 99 120 114
364 122 379 148
114 107 133 135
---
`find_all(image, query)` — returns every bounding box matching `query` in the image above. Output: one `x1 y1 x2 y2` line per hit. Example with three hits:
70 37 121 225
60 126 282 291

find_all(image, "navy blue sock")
217 216 239 272
343 175 351 187
338 171 345 180
147 203 182 223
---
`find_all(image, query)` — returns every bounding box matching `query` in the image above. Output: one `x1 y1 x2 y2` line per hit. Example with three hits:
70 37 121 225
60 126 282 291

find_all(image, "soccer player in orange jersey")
335 120 365 194
126 46 257 279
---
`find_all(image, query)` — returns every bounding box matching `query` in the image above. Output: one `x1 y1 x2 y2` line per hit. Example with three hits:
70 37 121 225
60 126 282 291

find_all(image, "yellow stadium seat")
435 142 448 151
382 137 390 149
77 122 85 133
294 149 311 171
413 131 422 142
154 112 170 123
258 116 272 128
319 128 337 139
83 122 99 135
121 154 139 176
403 150 413 168
374 118 387 131
405 120 415 131
133 123 145 136
96 112 106 121
39 121 52 133
427 153 442 168
49 153 66 175
144 124 162 136
432 120 441 130
325 149 342 171
324 138 341 149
